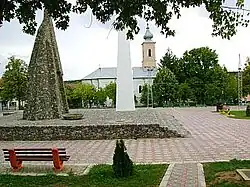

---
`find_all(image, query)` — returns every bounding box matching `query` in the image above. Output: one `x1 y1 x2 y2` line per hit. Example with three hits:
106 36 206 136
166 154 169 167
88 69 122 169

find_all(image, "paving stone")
0 107 249 164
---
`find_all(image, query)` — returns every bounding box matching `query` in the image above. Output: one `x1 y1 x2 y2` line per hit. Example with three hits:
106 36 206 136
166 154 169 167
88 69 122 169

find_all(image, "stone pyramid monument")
23 9 69 120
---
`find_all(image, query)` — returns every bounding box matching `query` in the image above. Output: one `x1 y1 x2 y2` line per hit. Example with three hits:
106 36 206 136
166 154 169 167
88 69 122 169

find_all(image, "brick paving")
0 107 249 165
0 107 249 186
160 163 206 187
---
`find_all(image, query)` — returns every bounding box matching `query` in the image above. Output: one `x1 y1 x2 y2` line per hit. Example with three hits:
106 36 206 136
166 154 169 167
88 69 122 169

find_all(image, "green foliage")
243 58 250 96
65 84 82 108
224 75 238 104
113 139 133 178
246 105 250 117
1 1 250 39
94 88 107 107
181 47 234 105
64 82 117 108
154 47 238 106
1 56 28 109
72 83 96 108
159 48 185 84
104 82 116 106
178 82 194 104
140 84 152 106
153 68 179 106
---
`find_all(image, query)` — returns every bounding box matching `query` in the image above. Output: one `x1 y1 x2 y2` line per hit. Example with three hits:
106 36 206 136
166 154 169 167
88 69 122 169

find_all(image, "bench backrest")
2 148 67 161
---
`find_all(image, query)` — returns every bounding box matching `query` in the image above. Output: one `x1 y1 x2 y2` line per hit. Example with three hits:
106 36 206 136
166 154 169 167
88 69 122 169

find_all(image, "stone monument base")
0 109 191 141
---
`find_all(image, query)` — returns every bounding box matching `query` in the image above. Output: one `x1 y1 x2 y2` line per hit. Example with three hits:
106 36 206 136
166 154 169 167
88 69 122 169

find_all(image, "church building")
82 25 158 102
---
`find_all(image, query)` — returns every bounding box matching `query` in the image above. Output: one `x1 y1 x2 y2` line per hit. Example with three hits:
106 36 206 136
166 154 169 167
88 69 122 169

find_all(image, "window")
148 49 152 57
139 85 142 93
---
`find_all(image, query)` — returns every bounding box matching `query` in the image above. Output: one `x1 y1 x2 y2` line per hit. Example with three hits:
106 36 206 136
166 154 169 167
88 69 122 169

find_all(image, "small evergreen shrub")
112 139 133 177
246 104 250 117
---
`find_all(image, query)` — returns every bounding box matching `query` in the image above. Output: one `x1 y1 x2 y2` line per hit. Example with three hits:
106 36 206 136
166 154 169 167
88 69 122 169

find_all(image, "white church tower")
141 24 156 69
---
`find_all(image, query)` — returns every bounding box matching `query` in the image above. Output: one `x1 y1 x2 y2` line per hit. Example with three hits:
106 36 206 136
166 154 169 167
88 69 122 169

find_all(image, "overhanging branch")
221 5 250 12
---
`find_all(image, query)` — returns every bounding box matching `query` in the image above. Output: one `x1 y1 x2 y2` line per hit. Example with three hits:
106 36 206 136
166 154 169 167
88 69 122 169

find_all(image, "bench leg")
8 149 23 171
52 148 64 171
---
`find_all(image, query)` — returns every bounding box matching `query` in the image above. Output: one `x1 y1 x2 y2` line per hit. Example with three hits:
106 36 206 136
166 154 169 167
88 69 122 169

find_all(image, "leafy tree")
140 84 152 106
0 0 249 39
72 83 96 108
65 83 82 108
94 88 107 107
224 74 238 104
181 47 222 104
178 82 194 104
153 68 179 106
1 56 28 109
104 82 116 106
243 58 250 96
204 65 229 105
0 78 3 88
159 48 184 83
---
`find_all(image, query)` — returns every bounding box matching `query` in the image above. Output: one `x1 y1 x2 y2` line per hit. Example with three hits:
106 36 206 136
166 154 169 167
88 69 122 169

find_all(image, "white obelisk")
116 29 135 111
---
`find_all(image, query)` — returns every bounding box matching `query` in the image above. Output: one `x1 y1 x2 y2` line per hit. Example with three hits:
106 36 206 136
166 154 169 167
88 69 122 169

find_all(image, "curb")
197 163 206 187
159 163 175 187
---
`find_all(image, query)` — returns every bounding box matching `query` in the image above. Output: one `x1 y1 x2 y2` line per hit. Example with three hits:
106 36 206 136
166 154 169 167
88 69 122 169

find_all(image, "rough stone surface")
0 109 189 140
23 9 68 121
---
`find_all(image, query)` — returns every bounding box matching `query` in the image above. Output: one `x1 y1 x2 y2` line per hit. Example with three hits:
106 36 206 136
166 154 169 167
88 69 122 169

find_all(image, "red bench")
3 148 70 171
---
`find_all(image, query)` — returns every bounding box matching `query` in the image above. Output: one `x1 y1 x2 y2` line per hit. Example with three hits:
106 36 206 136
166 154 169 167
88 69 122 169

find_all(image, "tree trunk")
246 105 250 117
18 98 21 110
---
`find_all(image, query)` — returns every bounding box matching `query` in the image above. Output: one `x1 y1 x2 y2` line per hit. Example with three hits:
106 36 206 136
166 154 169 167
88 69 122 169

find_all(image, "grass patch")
0 164 167 187
204 159 250 187
228 111 250 120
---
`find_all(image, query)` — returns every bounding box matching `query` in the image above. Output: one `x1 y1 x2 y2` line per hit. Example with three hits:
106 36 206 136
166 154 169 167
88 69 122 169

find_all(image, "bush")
246 105 250 117
112 139 133 178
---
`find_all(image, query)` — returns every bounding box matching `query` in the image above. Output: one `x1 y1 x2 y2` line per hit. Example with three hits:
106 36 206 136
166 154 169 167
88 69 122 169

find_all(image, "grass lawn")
203 159 250 187
0 164 167 187
228 110 250 120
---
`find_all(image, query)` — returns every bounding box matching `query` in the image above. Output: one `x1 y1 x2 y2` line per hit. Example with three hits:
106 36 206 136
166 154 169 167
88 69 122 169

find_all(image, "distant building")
82 25 158 103
81 26 250 104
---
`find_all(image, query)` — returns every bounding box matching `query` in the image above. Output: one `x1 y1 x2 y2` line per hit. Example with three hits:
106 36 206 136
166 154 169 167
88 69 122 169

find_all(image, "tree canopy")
153 67 179 106
154 47 238 106
1 56 28 109
0 0 249 39
72 82 96 107
243 58 250 96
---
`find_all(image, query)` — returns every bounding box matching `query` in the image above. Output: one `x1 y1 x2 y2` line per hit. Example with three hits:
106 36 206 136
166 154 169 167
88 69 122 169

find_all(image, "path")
0 107 249 186
159 163 206 187
1 107 249 165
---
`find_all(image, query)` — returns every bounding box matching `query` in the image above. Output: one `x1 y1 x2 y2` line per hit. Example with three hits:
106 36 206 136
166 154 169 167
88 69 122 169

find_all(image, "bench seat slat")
3 151 66 155
2 148 66 151
4 154 67 159
4 155 70 161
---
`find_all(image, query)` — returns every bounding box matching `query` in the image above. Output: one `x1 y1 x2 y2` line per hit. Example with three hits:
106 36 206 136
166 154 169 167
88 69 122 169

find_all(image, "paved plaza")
0 107 249 186
1 107 249 164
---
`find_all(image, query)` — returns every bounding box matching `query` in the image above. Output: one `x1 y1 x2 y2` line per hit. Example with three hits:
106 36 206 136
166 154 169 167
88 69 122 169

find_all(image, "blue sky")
0 0 250 80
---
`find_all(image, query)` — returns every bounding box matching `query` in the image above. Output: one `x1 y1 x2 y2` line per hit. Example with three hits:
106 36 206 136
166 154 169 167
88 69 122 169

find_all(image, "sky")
0 0 250 80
